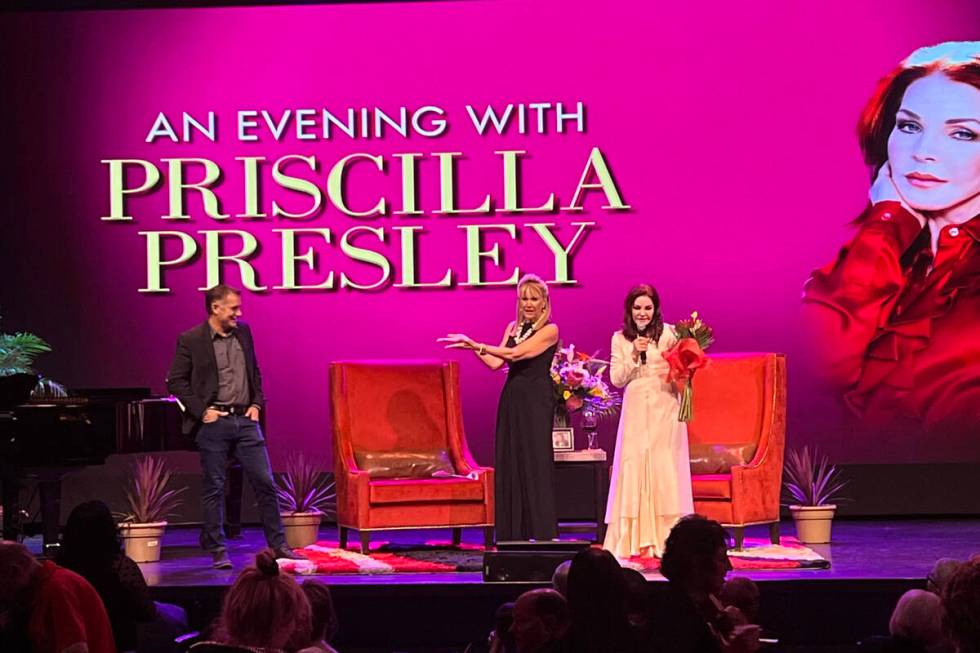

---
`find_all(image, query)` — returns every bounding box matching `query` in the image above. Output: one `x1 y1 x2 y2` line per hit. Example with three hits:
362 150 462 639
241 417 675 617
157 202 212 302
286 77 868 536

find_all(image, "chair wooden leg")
452 527 462 547
360 531 370 554
484 526 494 549
732 527 745 550
769 521 781 545
339 526 348 551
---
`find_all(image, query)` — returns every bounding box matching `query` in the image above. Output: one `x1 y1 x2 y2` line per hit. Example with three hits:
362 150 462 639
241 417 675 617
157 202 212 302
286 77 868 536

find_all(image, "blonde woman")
440 274 560 541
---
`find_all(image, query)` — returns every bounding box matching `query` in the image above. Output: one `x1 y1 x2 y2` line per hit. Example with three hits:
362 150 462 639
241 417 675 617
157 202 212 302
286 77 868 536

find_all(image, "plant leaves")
782 445 850 506
124 456 187 523
275 453 336 515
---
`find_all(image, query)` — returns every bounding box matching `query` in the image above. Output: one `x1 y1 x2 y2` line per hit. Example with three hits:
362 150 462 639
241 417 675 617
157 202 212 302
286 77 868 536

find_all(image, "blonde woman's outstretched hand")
438 333 477 350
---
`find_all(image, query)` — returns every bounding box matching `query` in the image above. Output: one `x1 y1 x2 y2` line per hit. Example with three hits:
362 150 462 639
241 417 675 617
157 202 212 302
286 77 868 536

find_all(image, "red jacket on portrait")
803 201 980 459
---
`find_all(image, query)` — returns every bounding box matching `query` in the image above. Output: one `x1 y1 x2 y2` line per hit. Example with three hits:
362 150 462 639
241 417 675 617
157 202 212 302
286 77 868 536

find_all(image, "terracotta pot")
281 511 322 549
789 504 837 544
119 521 167 563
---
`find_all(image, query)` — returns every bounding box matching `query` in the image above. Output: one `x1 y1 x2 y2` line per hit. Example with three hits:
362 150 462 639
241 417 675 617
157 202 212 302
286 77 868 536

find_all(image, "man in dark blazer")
166 284 303 568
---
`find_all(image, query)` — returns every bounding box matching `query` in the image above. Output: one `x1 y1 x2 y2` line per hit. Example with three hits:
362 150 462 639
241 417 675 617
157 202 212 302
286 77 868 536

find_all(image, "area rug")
277 536 828 575
623 536 829 572
279 540 485 575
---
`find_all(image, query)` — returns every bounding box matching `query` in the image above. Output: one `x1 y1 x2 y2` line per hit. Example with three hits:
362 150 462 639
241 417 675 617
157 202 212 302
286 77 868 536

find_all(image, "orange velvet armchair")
330 360 494 553
688 352 787 549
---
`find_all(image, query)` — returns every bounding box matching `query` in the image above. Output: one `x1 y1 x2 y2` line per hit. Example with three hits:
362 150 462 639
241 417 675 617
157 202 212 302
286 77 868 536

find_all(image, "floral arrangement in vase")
550 343 621 426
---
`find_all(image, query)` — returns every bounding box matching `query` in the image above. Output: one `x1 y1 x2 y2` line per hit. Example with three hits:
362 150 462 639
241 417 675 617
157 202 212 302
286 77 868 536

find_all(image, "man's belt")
211 404 251 415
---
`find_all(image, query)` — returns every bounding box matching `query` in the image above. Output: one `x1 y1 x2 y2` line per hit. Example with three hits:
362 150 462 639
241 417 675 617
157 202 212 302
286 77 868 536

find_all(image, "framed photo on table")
552 428 574 451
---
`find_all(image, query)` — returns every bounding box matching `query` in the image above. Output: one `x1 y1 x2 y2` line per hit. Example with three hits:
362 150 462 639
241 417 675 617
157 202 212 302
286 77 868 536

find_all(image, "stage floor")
124 517 980 585
25 518 980 651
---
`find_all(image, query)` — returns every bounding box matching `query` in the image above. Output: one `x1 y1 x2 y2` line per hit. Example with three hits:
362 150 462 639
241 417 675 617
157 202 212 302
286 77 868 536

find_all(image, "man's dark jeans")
196 415 284 552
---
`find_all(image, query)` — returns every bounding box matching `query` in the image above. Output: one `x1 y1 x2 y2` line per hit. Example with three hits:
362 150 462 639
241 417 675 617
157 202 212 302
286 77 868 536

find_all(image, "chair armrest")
335 468 371 525
730 446 784 523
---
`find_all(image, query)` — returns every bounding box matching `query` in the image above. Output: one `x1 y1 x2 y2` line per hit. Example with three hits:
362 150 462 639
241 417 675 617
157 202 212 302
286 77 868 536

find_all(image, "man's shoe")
273 546 306 560
211 550 233 569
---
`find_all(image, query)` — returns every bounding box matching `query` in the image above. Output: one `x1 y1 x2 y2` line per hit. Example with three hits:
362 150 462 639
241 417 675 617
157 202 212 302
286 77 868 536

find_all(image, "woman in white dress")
603 284 694 558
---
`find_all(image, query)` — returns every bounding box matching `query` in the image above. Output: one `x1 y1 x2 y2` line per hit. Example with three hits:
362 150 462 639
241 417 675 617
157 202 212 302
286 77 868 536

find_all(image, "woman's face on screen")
888 73 980 214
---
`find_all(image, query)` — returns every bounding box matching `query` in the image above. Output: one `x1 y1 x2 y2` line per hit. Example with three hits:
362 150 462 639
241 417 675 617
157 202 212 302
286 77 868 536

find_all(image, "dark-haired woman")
57 500 158 653
603 285 693 559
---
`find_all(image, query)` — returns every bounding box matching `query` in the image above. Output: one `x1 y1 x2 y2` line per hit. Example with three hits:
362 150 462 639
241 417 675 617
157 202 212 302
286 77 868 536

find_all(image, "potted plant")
119 456 187 562
0 330 66 397
783 446 850 544
275 454 336 549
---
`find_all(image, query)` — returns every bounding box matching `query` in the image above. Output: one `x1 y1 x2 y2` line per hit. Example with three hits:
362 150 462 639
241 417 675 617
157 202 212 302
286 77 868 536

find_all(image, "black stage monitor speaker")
483 539 591 582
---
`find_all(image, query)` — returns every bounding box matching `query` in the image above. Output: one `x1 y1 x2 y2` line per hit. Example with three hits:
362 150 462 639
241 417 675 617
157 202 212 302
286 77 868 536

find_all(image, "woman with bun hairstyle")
192 549 311 653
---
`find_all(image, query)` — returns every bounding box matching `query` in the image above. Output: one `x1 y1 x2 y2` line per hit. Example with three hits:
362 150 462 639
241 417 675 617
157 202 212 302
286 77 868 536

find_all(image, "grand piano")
0 374 245 551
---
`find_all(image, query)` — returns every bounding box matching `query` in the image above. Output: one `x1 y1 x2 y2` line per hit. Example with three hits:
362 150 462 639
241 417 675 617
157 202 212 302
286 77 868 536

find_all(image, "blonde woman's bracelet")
478 343 487 355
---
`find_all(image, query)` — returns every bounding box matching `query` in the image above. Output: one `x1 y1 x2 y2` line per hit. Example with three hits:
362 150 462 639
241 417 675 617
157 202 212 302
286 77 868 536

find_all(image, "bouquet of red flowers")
662 311 713 422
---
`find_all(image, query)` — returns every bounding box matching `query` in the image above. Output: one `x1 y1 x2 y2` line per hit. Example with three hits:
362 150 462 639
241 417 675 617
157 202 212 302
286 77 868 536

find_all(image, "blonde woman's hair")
513 273 552 336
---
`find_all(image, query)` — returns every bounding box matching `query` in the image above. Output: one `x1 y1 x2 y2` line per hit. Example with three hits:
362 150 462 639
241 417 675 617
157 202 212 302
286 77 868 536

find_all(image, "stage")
24 517 980 652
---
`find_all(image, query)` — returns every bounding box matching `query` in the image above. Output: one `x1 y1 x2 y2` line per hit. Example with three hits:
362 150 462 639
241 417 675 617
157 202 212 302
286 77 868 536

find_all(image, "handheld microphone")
637 323 648 365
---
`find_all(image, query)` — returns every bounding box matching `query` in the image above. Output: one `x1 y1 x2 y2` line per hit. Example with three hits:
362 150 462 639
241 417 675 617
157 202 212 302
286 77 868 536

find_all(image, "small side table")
553 449 610 543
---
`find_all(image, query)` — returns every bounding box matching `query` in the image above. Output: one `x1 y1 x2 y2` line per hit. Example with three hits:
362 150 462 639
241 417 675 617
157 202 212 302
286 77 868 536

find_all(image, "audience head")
491 602 517 653
511 589 570 653
889 589 946 650
301 579 338 645
929 558 963 595
59 500 122 571
622 567 652 629
566 547 626 616
0 541 41 605
218 549 311 650
942 556 980 653
566 547 629 651
661 515 732 597
551 560 572 597
720 576 761 624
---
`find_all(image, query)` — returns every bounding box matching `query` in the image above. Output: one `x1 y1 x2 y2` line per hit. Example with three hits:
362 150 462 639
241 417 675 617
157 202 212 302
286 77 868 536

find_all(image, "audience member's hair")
889 589 945 649
566 548 630 653
552 560 572 597
492 602 517 652
0 541 40 602
217 549 312 650
660 515 730 585
302 579 338 644
928 558 963 595
942 556 980 653
622 567 651 629
525 589 570 628
720 576 761 624
58 500 156 652
59 500 122 574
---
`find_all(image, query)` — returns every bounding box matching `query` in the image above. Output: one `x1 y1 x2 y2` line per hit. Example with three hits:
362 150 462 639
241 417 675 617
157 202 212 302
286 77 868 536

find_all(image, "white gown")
603 327 694 558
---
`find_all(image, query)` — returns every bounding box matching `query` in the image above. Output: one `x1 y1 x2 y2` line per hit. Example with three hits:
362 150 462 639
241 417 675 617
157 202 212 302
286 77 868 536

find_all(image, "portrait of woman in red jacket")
803 42 980 460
